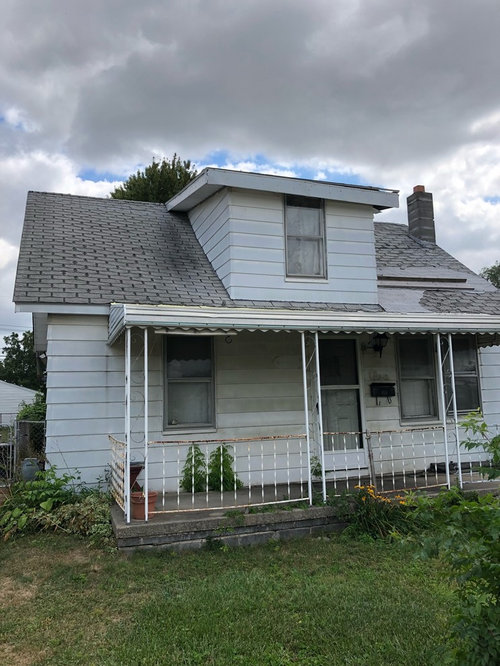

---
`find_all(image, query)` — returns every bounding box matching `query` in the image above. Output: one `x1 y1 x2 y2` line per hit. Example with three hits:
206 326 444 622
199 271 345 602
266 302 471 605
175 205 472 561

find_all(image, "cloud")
0 0 499 335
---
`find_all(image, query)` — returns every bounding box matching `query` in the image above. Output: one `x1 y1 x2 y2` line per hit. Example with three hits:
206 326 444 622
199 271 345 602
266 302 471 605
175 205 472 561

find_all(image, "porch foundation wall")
112 505 345 553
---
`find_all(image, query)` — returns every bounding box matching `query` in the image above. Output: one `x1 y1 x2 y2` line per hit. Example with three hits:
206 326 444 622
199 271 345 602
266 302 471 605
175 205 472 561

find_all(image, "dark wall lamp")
367 333 389 358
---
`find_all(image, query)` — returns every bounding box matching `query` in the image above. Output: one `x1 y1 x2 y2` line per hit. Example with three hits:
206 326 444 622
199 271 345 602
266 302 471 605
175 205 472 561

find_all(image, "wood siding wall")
189 188 379 304
45 316 500 486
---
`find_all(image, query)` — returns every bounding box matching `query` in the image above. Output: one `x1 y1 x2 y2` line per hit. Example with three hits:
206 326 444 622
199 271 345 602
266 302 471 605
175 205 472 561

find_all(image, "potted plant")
130 484 158 520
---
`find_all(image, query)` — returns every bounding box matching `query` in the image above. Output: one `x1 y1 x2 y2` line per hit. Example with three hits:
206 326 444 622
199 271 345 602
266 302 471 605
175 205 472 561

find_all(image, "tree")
0 331 43 392
110 154 197 203
480 261 500 288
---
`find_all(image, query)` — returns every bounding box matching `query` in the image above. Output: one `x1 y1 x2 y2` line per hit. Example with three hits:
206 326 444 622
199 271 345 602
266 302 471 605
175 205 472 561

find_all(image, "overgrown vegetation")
336 411 500 665
16 391 46 422
0 468 113 547
180 444 243 492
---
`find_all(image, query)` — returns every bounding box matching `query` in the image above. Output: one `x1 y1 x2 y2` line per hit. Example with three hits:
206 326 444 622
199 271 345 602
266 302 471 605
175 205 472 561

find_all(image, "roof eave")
166 168 399 212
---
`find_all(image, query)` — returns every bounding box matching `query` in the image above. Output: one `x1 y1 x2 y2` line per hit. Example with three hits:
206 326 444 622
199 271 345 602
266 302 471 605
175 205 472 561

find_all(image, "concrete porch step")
111 504 345 553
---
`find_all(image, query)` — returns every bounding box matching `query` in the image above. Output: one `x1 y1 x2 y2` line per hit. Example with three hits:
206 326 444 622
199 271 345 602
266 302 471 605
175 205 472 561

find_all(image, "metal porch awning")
108 303 500 347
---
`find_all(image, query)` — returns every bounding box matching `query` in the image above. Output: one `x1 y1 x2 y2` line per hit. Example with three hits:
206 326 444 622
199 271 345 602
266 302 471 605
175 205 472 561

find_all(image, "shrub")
331 484 417 540
180 444 243 492
461 410 500 480
409 489 500 665
0 467 76 539
208 445 242 492
180 444 206 493
17 392 46 421
0 467 113 548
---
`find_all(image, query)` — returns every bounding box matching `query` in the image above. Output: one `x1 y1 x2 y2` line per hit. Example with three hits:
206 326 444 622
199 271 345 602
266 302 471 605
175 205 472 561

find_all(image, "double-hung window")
164 336 214 429
397 334 481 421
445 336 480 413
285 195 326 278
398 336 438 421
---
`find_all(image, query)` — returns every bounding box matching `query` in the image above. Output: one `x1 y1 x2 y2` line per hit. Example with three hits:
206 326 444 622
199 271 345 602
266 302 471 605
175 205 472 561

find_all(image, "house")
14 169 500 522
0 379 37 425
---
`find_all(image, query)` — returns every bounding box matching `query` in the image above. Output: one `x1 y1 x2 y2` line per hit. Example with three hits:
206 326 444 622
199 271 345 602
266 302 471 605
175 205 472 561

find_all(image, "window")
285 195 326 278
445 336 480 413
398 336 438 421
164 336 214 428
397 334 481 421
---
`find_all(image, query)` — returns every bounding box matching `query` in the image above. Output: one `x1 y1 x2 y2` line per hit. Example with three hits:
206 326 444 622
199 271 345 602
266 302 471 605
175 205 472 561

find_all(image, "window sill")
285 277 328 284
399 419 442 427
161 427 217 438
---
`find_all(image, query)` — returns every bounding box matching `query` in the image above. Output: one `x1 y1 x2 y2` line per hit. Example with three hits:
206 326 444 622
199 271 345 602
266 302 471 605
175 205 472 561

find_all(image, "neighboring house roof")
14 190 500 319
0 380 37 418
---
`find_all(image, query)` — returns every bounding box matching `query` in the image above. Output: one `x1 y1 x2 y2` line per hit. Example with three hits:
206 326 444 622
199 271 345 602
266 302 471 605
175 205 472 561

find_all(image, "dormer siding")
188 187 379 304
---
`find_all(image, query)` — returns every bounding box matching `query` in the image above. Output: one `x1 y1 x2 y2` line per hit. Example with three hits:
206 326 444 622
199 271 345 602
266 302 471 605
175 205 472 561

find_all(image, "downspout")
300 332 313 505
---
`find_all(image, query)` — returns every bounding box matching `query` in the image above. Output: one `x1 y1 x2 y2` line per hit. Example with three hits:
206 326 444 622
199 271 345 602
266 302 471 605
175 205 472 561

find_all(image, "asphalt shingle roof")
14 193 500 317
374 222 477 274
15 192 229 307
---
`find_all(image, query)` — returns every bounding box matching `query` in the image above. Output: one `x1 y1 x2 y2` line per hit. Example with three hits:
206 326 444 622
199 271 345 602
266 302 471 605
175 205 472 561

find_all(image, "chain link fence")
0 420 46 486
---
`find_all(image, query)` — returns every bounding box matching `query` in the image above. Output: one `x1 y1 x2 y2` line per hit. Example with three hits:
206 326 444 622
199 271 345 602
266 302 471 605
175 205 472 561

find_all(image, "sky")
1 0 500 344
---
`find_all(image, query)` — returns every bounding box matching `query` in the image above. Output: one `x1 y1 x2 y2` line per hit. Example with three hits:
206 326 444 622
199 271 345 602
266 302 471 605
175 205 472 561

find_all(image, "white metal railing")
148 435 311 514
109 435 126 511
110 424 498 520
323 425 496 495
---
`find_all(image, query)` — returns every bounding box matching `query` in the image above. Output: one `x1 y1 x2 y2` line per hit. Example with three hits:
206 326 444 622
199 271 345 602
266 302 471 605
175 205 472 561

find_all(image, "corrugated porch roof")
108 303 500 346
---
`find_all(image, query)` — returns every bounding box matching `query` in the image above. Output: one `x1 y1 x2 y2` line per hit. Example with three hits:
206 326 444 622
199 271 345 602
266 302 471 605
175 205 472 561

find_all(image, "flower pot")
129 463 144 491
130 490 158 520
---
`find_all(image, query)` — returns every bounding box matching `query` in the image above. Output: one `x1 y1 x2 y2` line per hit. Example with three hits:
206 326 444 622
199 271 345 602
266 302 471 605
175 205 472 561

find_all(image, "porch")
108 304 500 523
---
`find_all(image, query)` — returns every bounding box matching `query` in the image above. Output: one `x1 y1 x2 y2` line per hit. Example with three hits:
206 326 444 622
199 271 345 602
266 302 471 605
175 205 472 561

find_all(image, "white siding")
0 381 37 424
479 345 500 426
45 318 500 488
189 188 379 304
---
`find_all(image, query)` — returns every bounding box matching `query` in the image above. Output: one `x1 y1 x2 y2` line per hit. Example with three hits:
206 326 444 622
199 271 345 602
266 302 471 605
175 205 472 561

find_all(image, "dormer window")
285 195 327 278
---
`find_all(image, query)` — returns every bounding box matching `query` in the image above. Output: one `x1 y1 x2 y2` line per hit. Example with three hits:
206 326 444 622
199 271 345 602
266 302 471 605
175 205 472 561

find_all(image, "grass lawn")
0 533 454 665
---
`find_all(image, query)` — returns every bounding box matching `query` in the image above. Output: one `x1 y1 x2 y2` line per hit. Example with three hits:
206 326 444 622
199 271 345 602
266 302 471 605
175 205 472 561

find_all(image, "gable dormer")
167 168 398 304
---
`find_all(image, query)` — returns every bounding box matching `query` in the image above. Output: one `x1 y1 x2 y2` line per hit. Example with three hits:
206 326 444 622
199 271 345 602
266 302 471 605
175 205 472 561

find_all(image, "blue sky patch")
78 167 124 182
484 196 500 204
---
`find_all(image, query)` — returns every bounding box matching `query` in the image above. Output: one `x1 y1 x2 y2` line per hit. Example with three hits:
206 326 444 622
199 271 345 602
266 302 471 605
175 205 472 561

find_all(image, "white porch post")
435 333 451 489
143 328 149 520
125 327 131 522
314 332 327 503
447 333 463 488
301 332 313 505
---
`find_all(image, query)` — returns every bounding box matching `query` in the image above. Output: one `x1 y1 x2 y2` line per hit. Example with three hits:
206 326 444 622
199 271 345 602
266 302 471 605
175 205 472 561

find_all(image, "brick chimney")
407 185 435 243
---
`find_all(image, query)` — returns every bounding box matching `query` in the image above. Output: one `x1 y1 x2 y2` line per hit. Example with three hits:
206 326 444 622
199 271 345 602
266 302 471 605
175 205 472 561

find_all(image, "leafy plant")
208 445 242 492
17 392 46 421
407 488 500 665
180 444 206 493
460 410 500 479
0 467 76 539
331 484 417 540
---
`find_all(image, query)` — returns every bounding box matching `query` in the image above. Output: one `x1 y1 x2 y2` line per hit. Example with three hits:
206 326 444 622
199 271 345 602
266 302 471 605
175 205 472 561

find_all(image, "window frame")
445 335 482 415
163 335 215 431
284 194 327 279
397 335 439 423
397 334 482 423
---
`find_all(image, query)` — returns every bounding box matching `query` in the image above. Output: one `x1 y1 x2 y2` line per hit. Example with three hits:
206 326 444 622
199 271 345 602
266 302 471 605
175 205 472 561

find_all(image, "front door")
319 338 367 473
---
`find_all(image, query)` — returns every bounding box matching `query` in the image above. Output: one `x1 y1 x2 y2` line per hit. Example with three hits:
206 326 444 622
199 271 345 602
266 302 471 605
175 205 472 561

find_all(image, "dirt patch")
0 576 38 608
0 642 47 666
